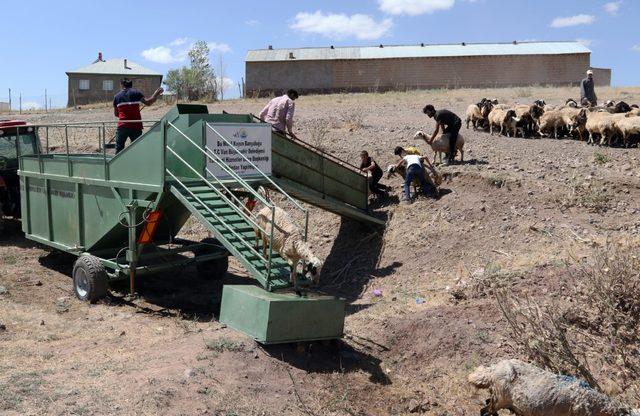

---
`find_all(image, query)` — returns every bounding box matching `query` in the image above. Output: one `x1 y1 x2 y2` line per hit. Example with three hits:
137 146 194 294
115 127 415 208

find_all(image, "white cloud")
22 102 41 110
604 1 622 15
208 42 232 53
576 38 592 47
217 77 235 91
290 11 393 40
169 37 189 47
142 38 231 64
245 19 259 26
550 14 595 28
378 0 454 16
141 46 180 64
632 45 640 52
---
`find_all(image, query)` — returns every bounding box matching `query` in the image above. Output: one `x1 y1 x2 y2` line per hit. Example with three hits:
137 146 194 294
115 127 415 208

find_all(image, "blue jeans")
404 164 430 200
115 127 143 154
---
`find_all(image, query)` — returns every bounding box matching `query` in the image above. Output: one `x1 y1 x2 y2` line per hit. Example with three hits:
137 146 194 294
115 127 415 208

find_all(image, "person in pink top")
259 89 299 139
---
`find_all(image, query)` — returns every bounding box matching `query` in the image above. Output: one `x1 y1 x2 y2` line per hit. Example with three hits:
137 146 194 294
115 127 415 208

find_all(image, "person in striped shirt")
113 78 163 153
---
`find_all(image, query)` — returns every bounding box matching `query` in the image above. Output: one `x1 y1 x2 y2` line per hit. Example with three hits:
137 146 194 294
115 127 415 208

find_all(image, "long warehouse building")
245 41 610 97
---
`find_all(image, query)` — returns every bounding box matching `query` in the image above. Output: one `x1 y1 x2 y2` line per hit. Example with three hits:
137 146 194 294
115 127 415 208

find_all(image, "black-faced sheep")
565 98 579 108
533 99 546 108
469 359 638 416
487 108 519 137
254 206 322 287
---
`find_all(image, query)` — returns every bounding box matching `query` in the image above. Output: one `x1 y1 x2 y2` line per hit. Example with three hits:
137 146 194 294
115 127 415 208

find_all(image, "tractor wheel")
72 255 108 303
196 238 229 279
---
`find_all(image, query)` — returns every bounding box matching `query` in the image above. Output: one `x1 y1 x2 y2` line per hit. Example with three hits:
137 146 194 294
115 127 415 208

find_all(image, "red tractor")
0 120 40 222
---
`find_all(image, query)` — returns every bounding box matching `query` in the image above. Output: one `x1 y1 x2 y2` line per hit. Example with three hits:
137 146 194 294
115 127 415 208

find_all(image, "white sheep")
254 206 322 287
538 109 565 139
487 108 519 137
586 112 626 146
469 359 637 416
413 130 465 164
615 114 640 147
466 104 484 130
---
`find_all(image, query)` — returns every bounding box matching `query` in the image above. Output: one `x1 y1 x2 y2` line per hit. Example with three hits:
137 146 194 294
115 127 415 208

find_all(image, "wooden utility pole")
19 92 22 114
45 89 48 112
8 88 11 111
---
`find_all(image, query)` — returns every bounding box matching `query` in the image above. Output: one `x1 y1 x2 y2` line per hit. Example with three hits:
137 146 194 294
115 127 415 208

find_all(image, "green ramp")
270 130 385 226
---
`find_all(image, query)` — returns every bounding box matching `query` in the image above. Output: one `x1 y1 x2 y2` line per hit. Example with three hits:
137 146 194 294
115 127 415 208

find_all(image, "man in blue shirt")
113 78 163 153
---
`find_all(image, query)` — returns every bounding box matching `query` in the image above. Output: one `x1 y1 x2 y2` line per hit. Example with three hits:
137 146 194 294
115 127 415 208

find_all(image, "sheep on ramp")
469 359 637 416
254 206 322 287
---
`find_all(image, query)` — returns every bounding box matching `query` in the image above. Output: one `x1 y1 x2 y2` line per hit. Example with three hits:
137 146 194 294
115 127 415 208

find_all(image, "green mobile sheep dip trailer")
18 104 383 344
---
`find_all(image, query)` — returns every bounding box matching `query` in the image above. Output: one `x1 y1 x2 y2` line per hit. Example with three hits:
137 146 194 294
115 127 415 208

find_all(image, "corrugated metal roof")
67 58 162 76
246 42 591 62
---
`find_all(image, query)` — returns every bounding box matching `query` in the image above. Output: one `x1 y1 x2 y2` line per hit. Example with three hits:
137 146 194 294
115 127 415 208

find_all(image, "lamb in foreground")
254 206 322 287
468 359 639 416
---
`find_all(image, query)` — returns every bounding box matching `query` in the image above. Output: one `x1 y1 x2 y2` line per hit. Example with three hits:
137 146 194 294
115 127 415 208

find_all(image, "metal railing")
16 120 159 178
250 114 364 175
165 121 279 285
205 122 310 240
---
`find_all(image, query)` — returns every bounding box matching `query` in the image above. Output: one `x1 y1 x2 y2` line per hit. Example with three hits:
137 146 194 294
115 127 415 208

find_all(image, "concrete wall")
246 53 592 96
67 74 162 107
246 60 333 97
591 67 612 87
0 102 9 112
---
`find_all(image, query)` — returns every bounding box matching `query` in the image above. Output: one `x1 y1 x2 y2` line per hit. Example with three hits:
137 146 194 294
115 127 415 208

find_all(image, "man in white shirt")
259 89 299 139
393 148 432 201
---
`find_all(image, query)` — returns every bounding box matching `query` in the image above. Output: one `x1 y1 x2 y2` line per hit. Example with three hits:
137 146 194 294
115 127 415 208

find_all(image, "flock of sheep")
466 98 640 147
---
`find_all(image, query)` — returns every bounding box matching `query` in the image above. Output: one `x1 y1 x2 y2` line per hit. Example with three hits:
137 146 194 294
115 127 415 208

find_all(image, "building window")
79 79 90 90
103 80 113 91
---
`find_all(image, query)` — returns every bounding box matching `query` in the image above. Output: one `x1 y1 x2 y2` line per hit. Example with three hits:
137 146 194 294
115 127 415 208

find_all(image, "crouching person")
394 148 432 202
359 151 389 199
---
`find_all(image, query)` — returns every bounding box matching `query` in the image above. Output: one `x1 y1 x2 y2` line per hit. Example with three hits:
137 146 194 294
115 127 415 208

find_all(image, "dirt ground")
2 85 640 415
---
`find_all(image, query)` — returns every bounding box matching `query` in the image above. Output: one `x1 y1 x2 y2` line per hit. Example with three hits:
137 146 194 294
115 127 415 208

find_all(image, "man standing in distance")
580 70 597 107
422 104 462 165
113 78 163 153
259 89 299 140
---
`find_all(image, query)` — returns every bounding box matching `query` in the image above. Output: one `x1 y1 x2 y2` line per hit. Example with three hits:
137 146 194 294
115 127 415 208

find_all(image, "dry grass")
497 240 640 403
339 110 364 131
305 118 331 151
552 176 611 213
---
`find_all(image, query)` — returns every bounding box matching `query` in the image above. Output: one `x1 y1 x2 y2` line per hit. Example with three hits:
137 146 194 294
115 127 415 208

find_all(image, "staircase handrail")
206 123 309 239
165 122 276 282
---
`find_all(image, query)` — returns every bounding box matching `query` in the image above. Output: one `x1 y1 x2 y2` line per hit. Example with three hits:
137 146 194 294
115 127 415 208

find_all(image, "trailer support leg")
126 202 138 296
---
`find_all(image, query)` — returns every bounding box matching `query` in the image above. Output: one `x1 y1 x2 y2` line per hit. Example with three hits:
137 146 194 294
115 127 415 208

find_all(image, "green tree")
163 41 217 101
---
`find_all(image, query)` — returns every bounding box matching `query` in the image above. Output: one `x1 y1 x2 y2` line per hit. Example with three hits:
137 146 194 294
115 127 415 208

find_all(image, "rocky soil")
1 85 640 415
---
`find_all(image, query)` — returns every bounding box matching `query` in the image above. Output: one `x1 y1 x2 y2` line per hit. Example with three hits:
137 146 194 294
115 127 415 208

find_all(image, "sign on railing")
205 123 272 179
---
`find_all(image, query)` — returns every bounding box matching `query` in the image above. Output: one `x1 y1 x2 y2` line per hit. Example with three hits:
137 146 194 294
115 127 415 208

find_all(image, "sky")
0 0 638 109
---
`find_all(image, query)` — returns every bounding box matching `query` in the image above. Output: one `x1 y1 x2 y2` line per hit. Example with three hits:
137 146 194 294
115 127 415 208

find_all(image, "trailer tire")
196 238 229 279
73 255 108 303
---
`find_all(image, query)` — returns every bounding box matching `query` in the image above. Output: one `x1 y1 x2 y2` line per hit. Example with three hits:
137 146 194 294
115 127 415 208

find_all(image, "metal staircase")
165 121 308 291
